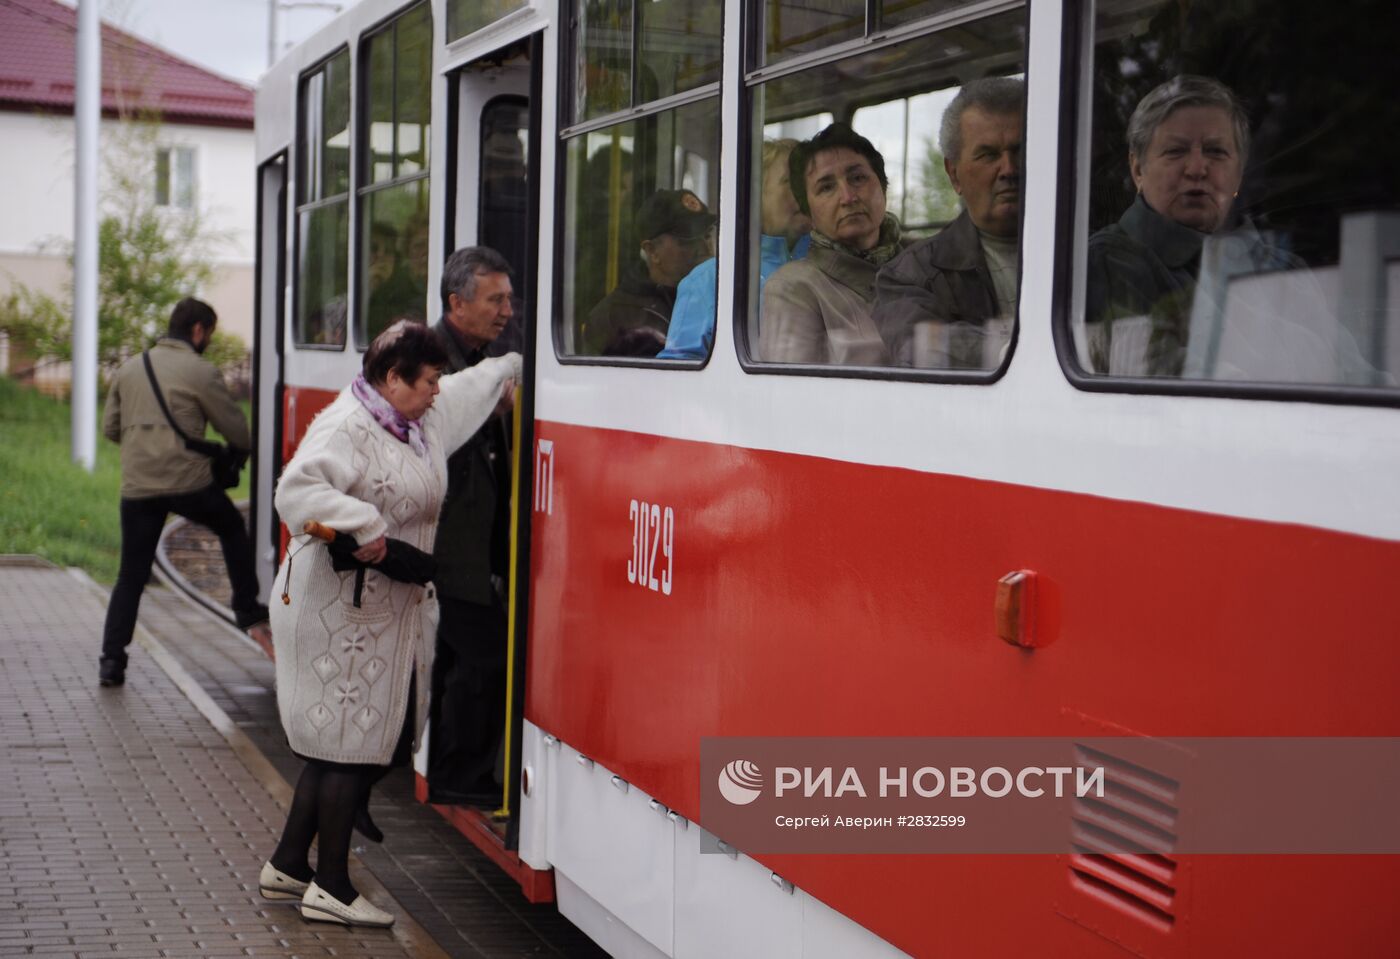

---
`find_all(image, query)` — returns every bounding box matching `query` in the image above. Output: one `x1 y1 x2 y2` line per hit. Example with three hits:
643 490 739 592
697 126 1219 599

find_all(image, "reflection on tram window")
357 2 432 347
1079 0 1400 390
365 32 395 182
757 1 985 67
361 181 430 338
297 204 349 347
574 0 722 124
480 99 531 307
364 4 431 185
447 0 526 43
294 49 350 348
574 0 633 123
745 9 1027 372
639 0 722 100
393 6 432 179
560 97 721 358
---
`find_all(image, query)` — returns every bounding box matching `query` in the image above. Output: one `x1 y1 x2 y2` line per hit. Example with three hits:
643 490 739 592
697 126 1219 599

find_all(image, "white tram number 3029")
628 500 674 596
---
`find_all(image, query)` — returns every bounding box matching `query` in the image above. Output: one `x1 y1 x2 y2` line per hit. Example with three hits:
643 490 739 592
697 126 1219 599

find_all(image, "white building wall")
0 111 257 346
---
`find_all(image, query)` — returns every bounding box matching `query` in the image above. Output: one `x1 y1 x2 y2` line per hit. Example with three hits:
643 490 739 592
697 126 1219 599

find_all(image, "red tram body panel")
523 421 1400 956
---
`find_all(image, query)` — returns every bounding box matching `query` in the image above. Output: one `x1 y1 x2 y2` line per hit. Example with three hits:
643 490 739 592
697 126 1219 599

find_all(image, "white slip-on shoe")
299 880 395 928
259 861 311 901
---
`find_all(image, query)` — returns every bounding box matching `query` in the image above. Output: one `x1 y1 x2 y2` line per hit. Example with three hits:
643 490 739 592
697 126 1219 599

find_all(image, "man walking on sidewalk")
98 297 269 686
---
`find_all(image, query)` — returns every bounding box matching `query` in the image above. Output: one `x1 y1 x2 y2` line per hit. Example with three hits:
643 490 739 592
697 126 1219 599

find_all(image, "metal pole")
71 0 100 471
267 0 277 68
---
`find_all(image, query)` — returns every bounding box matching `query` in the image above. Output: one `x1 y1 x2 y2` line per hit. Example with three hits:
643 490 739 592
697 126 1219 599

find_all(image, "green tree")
0 116 236 377
908 136 961 231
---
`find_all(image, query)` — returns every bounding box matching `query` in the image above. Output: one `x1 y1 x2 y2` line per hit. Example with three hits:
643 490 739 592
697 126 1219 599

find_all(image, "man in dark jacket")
583 188 716 356
874 77 1025 369
99 298 268 686
427 246 517 806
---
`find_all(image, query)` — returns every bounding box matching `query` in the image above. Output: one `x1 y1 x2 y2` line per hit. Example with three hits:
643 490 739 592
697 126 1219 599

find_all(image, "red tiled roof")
0 0 253 127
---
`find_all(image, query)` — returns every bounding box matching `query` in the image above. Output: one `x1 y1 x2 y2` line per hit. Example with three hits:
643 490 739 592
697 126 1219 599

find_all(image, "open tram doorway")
421 35 541 862
250 153 287 619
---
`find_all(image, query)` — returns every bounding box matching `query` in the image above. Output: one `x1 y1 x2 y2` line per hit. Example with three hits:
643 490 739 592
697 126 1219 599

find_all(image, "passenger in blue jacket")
659 139 811 360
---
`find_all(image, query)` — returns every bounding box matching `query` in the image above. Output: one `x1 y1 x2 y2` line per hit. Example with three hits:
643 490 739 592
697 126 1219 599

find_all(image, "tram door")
425 39 538 840
250 153 287 612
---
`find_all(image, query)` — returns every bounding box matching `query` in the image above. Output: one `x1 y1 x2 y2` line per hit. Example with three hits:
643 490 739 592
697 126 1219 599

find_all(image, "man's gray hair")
440 245 513 311
940 76 1025 164
1126 74 1250 164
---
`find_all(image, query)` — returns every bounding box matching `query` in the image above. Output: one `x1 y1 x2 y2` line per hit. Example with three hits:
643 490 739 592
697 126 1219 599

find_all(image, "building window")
1071 0 1400 393
155 146 196 210
557 0 723 360
357 1 432 347
294 48 351 348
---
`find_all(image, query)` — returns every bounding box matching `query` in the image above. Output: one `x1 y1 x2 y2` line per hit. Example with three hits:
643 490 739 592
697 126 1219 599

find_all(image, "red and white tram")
251 0 1400 955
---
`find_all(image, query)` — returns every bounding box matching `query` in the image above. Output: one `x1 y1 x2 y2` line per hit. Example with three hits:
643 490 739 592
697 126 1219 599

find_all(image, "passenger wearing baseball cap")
584 188 716 356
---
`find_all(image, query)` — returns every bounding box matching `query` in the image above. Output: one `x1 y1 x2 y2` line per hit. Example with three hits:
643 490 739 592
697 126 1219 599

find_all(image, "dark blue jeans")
100 483 265 667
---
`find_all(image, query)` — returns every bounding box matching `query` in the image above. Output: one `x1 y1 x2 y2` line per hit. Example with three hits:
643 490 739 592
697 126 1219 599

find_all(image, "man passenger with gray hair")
426 245 518 809
874 76 1024 368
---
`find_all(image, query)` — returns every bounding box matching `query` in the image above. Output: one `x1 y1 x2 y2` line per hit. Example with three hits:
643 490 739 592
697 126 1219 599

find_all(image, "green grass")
0 376 251 584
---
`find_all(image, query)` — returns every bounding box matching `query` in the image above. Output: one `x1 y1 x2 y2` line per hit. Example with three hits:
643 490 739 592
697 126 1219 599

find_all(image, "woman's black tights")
270 759 383 905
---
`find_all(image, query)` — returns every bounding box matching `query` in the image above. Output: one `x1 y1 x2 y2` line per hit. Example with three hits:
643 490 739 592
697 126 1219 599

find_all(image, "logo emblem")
680 191 703 213
718 759 764 805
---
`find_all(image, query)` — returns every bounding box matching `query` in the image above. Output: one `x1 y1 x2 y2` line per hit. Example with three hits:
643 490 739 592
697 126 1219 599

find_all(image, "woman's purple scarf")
351 373 427 458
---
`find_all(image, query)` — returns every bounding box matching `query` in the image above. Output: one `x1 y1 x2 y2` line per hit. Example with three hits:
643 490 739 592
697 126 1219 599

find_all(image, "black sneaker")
98 658 125 687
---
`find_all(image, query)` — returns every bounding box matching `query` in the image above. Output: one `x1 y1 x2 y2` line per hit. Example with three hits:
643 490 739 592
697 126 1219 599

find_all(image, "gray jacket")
872 210 1000 369
102 338 249 499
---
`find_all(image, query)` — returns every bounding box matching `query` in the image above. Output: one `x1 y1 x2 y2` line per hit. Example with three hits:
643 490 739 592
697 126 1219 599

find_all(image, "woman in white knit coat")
259 320 520 927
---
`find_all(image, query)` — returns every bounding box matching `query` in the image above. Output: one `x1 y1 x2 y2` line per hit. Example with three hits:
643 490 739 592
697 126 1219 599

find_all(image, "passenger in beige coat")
262 320 520 928
759 123 907 367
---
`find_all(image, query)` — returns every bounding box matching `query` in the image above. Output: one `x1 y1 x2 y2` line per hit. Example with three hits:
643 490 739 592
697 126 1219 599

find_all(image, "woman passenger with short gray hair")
1085 75 1299 377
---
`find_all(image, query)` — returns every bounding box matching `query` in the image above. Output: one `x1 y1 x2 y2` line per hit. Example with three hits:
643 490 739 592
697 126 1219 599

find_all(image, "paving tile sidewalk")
152 513 603 959
0 558 603 959
0 557 437 958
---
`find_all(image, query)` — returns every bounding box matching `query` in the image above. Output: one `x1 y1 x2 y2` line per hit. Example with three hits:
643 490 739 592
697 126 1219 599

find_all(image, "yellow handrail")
495 386 524 820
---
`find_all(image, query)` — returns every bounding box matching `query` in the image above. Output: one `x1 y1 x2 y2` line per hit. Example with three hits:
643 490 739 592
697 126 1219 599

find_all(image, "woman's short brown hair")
362 318 448 386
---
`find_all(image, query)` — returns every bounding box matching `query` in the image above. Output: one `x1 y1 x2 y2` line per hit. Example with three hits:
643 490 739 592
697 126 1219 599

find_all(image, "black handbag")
141 350 247 489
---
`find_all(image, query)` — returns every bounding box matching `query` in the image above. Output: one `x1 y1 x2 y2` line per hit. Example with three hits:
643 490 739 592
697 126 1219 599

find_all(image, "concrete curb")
66 566 451 959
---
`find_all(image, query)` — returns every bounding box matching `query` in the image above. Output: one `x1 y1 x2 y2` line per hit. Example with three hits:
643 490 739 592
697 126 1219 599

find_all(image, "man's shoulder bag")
141 350 247 489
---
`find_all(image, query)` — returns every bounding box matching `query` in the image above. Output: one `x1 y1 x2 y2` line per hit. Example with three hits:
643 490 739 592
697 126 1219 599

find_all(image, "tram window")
1073 0 1400 392
559 98 721 358
356 2 432 348
559 0 722 361
294 49 351 348
447 0 527 43
573 0 722 124
758 1 986 67
639 0 722 101
744 9 1027 373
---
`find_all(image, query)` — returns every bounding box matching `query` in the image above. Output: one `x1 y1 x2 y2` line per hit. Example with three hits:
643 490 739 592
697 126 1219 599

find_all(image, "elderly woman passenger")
259 320 520 927
1085 75 1305 376
759 123 906 366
